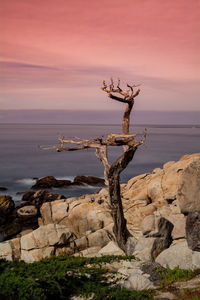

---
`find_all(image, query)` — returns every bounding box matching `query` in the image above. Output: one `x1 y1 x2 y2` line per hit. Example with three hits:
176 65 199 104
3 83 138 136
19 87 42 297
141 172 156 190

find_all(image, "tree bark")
108 145 137 253
122 102 133 135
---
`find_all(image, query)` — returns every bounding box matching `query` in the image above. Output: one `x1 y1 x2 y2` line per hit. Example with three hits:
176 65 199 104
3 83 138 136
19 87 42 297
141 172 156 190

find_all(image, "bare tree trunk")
122 102 133 134
108 146 137 253
107 100 135 253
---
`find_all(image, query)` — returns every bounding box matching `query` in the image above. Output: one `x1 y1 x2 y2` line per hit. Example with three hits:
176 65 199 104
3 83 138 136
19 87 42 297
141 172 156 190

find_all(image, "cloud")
0 61 59 70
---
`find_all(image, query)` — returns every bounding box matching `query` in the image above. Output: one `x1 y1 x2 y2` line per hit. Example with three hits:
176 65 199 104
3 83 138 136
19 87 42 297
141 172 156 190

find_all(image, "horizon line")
1 109 200 112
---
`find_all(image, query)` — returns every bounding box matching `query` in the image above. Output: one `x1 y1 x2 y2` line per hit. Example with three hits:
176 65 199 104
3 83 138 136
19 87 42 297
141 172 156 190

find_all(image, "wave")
15 178 35 186
56 176 74 181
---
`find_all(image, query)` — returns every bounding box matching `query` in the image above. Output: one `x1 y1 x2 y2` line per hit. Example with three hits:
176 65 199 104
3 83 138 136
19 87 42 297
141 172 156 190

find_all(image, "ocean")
0 123 200 205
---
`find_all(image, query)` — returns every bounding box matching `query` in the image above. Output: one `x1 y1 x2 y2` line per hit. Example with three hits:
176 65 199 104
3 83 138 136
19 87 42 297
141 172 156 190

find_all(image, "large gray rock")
186 211 200 251
178 159 200 213
134 217 173 261
0 241 13 261
142 215 155 236
123 274 155 290
155 240 200 270
98 241 125 256
87 228 111 248
40 198 112 237
170 215 186 240
21 247 55 263
0 238 21 261
143 216 174 239
20 224 76 262
133 237 156 261
21 223 74 250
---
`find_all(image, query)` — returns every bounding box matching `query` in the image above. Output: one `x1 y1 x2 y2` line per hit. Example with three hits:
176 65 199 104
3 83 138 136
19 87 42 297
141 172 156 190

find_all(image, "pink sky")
0 0 200 111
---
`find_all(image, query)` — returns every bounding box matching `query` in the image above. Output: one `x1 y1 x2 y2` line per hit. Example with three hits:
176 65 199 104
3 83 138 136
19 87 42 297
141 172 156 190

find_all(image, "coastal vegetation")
0 255 153 300
1 255 199 300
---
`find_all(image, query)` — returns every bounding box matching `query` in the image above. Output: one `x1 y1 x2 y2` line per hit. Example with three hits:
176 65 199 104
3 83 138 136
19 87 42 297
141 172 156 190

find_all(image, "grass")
0 255 153 300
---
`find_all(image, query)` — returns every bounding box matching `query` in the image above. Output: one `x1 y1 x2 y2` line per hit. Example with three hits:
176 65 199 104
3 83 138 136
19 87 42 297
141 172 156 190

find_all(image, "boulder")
133 237 157 261
155 240 200 270
186 211 200 251
0 195 15 217
98 241 125 256
1 223 21 240
133 217 173 261
123 274 155 290
170 215 186 240
73 175 105 186
122 154 200 236
0 241 13 260
87 228 111 248
67 202 112 235
40 198 112 236
140 261 167 287
122 261 167 291
17 205 38 218
22 191 35 201
0 187 8 191
141 216 173 240
153 202 186 240
177 159 200 213
32 176 72 189
0 238 21 261
21 189 65 208
17 229 33 237
21 247 55 263
125 236 138 255
77 246 102 257
21 223 75 251
142 215 155 236
74 236 88 252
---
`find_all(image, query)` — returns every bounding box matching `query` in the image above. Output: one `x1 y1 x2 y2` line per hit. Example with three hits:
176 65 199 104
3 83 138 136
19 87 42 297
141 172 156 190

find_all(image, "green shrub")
0 256 153 300
157 265 195 287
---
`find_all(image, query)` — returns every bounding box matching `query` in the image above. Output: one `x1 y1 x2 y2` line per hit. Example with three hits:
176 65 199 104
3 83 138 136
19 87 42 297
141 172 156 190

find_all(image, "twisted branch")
55 131 146 152
102 77 140 103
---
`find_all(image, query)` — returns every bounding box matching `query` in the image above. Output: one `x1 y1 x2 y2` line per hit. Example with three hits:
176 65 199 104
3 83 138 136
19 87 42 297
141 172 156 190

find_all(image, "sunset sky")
0 0 200 112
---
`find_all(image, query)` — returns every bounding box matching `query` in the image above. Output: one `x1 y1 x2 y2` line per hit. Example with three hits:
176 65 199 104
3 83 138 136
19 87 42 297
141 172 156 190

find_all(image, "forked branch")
102 78 140 103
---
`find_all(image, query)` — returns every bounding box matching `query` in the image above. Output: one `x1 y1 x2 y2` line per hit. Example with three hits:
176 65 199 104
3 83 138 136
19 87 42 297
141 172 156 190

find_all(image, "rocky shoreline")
0 175 105 240
0 153 200 295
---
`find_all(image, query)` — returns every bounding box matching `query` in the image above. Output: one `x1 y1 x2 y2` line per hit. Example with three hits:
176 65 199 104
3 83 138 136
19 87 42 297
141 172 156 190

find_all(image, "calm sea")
0 124 200 205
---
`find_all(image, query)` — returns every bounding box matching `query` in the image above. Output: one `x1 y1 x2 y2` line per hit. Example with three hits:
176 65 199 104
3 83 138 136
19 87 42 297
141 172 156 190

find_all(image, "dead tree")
102 77 140 134
51 78 145 254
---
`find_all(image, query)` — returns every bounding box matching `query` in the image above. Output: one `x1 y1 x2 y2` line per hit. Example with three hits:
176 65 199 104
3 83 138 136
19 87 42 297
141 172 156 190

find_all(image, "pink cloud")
0 0 199 110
